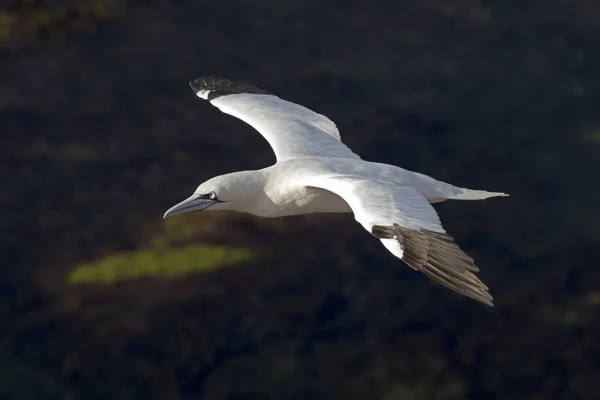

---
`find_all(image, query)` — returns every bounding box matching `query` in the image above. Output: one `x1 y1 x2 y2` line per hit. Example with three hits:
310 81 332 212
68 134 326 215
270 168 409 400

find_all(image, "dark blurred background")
1 0 599 399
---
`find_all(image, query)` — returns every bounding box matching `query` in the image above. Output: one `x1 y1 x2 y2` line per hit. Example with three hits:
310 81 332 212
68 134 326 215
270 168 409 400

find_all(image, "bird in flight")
164 76 508 306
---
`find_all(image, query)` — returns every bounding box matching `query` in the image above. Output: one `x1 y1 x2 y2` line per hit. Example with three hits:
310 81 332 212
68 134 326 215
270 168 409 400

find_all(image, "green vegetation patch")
67 244 255 285
151 213 218 248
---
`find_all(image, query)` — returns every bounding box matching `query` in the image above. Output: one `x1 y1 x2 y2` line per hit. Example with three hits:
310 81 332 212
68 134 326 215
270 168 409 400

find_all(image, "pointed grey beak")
163 194 215 219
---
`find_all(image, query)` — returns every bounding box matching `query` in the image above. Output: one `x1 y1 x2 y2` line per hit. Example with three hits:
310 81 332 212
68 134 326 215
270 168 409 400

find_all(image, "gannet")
164 76 508 306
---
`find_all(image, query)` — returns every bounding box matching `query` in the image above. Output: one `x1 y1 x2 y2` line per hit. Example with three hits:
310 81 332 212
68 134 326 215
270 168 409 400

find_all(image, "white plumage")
164 76 509 306
211 93 360 161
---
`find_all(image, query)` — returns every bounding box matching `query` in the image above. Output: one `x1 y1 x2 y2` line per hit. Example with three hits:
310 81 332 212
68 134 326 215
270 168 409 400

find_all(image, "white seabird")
164 76 508 306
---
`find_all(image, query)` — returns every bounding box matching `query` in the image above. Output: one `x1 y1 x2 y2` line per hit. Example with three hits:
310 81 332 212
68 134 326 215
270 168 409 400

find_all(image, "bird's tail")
447 188 509 200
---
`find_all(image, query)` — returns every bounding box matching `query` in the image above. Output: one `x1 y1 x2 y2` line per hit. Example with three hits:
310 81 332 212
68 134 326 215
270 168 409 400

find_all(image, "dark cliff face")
1 0 599 399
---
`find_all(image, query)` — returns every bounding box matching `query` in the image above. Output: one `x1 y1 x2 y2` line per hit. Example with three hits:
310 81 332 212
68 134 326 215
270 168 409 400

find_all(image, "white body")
247 157 458 218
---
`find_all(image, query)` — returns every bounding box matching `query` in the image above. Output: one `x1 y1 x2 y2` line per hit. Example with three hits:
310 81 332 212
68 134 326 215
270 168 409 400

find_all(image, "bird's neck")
220 168 293 218
222 170 273 216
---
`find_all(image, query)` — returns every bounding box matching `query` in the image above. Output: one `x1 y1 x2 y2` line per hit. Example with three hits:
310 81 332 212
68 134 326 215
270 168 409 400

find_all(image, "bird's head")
163 171 264 218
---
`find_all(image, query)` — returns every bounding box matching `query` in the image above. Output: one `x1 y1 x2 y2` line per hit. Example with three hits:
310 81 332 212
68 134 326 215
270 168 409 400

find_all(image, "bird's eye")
208 191 217 200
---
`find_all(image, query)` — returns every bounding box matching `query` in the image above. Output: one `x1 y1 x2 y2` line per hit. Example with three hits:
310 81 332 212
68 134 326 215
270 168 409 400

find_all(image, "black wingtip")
187 75 271 100
189 75 214 92
189 77 203 92
372 224 494 307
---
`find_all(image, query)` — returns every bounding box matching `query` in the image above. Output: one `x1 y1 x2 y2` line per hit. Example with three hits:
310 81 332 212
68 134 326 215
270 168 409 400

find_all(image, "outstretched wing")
308 176 494 306
189 76 360 162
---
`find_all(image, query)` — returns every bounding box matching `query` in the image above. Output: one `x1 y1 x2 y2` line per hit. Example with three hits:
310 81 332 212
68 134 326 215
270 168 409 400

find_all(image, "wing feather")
309 176 494 306
189 76 360 162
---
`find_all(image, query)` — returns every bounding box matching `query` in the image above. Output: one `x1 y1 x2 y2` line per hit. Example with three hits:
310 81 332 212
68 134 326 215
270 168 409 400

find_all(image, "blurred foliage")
67 244 256 284
149 212 237 248
67 210 258 284
0 0 122 45
380 384 439 400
